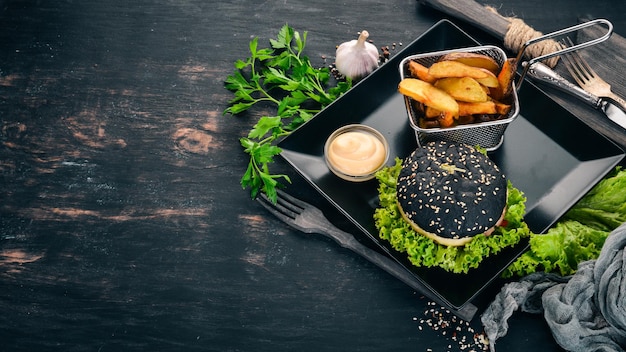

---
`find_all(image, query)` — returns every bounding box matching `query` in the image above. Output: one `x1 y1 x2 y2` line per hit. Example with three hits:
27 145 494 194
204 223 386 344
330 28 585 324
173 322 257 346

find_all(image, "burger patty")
396 141 507 245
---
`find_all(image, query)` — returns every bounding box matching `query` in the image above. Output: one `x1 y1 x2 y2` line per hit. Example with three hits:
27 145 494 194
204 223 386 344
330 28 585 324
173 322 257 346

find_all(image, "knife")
526 62 626 129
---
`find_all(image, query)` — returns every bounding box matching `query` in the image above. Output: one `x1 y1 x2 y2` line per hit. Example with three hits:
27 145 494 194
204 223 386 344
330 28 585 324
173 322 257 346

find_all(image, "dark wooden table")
2 1 626 351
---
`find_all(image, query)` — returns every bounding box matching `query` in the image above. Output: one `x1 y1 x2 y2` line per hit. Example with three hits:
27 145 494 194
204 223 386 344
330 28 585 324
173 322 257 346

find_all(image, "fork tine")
559 39 588 87
562 38 588 80
564 37 597 79
257 192 298 222
258 191 320 234
275 189 308 210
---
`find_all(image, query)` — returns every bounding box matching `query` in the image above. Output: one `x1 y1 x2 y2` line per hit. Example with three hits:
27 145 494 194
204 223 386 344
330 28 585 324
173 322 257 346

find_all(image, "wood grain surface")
1 0 626 351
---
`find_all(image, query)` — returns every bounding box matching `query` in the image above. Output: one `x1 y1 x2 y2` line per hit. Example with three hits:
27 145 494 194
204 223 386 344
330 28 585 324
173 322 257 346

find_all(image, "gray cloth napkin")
481 221 626 352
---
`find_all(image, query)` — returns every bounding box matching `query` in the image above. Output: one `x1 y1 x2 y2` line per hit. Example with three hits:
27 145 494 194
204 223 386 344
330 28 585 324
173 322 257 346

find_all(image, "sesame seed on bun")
396 141 507 246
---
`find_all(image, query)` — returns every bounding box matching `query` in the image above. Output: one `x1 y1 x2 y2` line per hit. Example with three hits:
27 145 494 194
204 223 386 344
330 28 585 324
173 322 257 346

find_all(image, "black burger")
396 141 507 246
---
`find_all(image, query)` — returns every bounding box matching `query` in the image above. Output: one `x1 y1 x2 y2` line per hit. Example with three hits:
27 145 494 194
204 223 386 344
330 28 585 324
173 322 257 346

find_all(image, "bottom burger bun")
396 141 508 247
397 202 507 246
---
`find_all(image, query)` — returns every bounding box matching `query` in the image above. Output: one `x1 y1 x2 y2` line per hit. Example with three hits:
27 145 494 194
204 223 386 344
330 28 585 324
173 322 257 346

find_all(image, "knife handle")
525 62 601 108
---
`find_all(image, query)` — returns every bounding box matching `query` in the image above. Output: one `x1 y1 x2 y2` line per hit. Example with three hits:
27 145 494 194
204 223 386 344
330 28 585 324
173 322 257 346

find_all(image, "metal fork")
560 37 626 111
257 189 478 321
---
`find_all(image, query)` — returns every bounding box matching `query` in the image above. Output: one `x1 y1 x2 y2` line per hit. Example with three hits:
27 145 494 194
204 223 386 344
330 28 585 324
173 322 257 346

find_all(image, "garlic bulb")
335 30 379 80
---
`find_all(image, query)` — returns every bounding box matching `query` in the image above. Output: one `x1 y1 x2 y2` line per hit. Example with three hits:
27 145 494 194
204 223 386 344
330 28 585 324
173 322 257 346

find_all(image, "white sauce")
327 131 386 176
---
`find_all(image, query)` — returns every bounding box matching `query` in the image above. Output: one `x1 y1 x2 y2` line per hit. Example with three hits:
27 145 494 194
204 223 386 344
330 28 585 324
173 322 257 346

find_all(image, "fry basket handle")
516 18 613 90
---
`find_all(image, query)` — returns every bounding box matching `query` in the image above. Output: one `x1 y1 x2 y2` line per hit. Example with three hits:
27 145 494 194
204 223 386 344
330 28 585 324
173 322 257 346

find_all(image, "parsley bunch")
224 24 352 203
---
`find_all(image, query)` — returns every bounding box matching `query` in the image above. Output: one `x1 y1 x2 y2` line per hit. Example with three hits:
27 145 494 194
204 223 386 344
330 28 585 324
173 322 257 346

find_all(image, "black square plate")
278 20 624 308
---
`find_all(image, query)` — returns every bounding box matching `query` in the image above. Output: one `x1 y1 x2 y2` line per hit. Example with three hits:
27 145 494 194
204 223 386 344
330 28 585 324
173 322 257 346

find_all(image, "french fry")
439 52 500 74
424 105 442 118
437 111 456 127
428 60 491 80
398 78 459 118
474 68 499 88
423 106 456 128
407 60 437 84
434 77 488 103
493 58 517 101
457 101 497 116
494 101 512 115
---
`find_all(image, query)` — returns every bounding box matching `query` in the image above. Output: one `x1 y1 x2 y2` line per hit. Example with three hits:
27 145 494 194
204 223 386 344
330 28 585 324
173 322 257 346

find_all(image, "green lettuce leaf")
503 167 626 278
562 166 626 231
502 220 608 277
373 158 530 274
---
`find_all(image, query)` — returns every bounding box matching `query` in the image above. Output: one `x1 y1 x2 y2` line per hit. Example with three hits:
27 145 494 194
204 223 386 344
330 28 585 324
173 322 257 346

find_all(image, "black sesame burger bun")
396 141 507 247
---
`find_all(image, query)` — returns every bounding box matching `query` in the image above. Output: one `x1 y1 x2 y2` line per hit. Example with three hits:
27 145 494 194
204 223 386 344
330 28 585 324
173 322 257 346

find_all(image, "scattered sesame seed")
413 302 490 351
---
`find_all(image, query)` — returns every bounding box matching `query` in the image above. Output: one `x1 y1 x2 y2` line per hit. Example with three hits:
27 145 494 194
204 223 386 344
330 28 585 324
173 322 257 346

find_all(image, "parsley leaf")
224 24 352 203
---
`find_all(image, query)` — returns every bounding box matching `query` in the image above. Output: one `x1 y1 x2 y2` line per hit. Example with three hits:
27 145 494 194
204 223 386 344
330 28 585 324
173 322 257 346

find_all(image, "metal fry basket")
398 18 613 151
399 45 518 151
